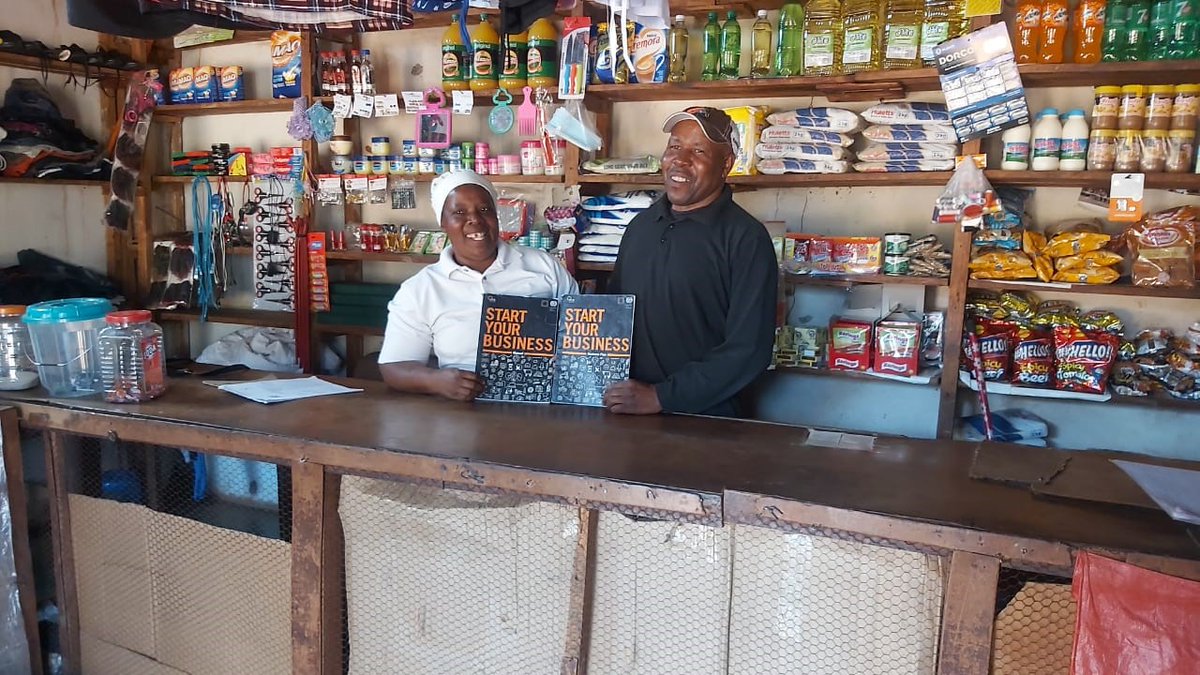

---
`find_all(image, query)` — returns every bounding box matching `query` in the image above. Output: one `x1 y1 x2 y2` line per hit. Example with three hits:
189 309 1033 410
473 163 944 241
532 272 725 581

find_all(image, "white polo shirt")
379 242 579 371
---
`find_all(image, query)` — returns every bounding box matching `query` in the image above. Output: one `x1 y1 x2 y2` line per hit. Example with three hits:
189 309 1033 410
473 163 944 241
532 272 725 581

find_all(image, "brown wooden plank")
326 250 439 264
785 272 949 288
320 472 345 675
156 307 294 328
967 277 1200 300
560 508 598 675
1 409 43 675
969 443 1071 487
44 432 80 675
291 460 325 673
937 552 1001 675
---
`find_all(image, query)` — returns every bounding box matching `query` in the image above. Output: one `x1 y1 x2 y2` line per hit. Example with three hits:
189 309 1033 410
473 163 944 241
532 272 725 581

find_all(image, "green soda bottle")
720 10 742 79
1103 0 1128 61
1125 1 1153 60
702 12 721 80
1150 0 1174 58
775 3 805 77
1169 0 1200 59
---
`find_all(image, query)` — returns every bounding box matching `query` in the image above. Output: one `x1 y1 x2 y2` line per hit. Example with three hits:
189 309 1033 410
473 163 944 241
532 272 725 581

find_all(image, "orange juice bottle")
441 15 469 92
526 17 559 90
1015 0 1041 63
1038 0 1069 63
469 14 500 94
1073 0 1106 63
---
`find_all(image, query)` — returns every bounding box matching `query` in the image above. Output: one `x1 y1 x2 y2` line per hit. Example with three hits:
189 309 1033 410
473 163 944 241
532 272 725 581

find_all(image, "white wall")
0 0 108 271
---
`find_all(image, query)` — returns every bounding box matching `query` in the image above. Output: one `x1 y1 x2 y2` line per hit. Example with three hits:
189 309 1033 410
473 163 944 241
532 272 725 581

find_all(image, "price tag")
343 175 368 191
401 91 426 114
451 89 475 115
1108 173 1145 222
368 176 388 191
351 95 374 118
374 94 400 117
331 94 352 119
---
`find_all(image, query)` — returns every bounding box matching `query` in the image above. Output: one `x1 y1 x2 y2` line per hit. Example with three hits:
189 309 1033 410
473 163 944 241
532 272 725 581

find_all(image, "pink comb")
517 86 538 136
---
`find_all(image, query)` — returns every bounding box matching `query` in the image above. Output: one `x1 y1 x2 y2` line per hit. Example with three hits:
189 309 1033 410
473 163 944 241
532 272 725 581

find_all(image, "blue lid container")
23 298 112 324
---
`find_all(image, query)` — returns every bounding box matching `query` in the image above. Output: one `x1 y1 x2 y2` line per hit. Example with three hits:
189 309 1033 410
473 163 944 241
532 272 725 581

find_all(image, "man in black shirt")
603 107 778 417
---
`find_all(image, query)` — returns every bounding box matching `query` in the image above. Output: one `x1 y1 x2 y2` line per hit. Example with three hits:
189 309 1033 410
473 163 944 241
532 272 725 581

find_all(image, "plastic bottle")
1150 0 1174 58
669 15 689 82
720 10 743 79
360 49 375 95
752 10 774 77
470 14 500 94
1002 124 1032 169
1102 0 1128 61
1169 0 1200 59
702 12 721 80
1032 108 1063 170
921 0 961 63
500 29 528 90
775 3 805 77
332 52 347 95
442 16 469 91
884 0 925 69
526 18 558 90
1125 0 1152 59
1074 0 1107 63
1060 109 1090 170
804 0 843 75
1039 0 1070 63
842 0 885 73
1015 0 1042 63
349 49 363 95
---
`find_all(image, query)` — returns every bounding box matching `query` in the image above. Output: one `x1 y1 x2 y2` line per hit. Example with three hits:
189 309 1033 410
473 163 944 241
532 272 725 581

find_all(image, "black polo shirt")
608 188 777 417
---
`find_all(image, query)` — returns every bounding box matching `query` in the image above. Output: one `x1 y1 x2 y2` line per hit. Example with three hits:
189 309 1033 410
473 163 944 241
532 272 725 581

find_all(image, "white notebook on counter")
217 376 363 404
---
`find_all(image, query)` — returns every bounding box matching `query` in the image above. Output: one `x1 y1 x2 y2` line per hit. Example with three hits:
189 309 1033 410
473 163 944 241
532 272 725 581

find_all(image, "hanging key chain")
489 88 515 135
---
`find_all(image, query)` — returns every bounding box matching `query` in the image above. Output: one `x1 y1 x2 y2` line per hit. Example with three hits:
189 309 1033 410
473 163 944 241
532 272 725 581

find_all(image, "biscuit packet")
1127 208 1198 288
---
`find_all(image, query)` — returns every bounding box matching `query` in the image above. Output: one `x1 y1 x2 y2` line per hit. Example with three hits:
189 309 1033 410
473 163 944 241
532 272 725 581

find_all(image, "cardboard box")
81 633 186 675
874 311 922 377
829 317 874 371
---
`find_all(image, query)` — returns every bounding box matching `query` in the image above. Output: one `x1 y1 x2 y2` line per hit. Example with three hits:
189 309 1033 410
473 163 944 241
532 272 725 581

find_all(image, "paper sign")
374 94 400 117
965 0 1002 16
331 94 353 119
451 89 475 115
401 91 426 114
368 176 388 191
343 175 368 191
351 95 374 118
1108 173 1145 222
934 23 1030 142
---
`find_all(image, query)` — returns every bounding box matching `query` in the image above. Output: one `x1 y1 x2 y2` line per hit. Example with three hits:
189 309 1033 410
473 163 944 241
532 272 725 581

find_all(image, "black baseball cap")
663 106 737 151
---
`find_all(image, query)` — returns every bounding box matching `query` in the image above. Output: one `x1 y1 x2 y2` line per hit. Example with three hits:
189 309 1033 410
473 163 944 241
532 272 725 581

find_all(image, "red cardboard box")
874 311 921 377
829 317 874 371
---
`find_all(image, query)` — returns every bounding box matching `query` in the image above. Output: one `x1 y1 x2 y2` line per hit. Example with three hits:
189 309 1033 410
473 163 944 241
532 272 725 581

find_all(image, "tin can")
387 155 404 174
351 156 370 174
460 141 475 160
883 255 910 276
401 140 417 158
521 141 545 175
883 233 911 256
476 142 491 160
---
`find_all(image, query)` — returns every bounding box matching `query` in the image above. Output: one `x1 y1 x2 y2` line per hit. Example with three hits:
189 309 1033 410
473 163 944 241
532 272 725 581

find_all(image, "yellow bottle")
526 18 559 90
883 0 925 70
441 15 469 92
500 29 528 90
469 14 500 94
804 0 843 76
842 0 884 74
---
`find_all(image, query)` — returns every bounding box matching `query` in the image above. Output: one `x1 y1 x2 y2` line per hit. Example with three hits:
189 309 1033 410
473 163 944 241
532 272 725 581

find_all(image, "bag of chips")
1054 249 1124 271
969 248 1036 279
1012 326 1054 388
1052 263 1121 285
1043 231 1112 258
1054 326 1119 394
970 320 1015 381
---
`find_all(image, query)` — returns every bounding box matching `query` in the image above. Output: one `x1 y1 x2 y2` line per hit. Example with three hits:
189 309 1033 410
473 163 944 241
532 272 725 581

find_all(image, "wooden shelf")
0 51 129 80
786 273 949 287
984 170 1200 191
402 173 563 184
156 307 294 328
959 379 1200 413
577 173 953 188
774 366 941 386
152 175 252 185
577 261 616 272
315 323 384 336
155 97 331 120
325 250 439 263
968 278 1200 300
0 177 108 187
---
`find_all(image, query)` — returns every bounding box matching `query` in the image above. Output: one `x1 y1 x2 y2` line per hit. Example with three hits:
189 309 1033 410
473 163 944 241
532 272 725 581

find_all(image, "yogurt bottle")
1031 108 1062 171
1059 109 1089 171
1001 124 1031 170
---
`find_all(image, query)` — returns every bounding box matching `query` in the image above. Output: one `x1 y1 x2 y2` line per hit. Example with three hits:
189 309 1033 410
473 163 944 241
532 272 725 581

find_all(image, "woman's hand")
431 368 486 401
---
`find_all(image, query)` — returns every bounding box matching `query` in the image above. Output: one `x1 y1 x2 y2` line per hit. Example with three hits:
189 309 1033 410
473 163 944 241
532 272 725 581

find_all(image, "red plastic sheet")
1071 552 1200 675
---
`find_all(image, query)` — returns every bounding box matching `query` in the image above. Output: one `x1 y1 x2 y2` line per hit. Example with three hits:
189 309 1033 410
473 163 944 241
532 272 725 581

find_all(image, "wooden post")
0 409 43 675
561 508 598 675
291 460 326 673
44 432 81 675
936 551 1001 675
321 472 345 675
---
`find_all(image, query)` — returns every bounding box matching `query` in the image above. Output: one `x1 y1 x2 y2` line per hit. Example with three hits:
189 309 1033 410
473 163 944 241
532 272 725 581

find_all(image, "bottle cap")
1041 107 1059 117
757 9 768 17
676 14 685 22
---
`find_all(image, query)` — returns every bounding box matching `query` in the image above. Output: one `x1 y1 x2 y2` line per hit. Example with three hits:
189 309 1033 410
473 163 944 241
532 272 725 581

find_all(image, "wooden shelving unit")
0 51 131 81
156 307 294 328
326 250 440 264
577 170 1200 191
968 278 1200 300
155 96 331 120
785 273 950 288
0 177 109 187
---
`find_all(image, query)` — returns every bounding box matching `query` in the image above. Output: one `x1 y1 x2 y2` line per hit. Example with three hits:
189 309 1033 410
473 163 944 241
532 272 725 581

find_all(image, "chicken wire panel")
63 436 292 675
991 570 1076 675
338 475 579 675
728 523 944 675
587 511 733 674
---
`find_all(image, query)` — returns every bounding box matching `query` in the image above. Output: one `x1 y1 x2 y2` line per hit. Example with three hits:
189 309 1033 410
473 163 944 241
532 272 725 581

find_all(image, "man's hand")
603 380 663 415
431 368 485 402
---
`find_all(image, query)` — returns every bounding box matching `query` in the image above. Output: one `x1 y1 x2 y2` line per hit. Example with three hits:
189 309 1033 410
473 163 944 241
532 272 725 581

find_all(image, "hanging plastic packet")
547 98 602 151
344 175 368 205
368 175 388 204
932 159 1002 230
390 176 417 209
489 88 515 134
317 175 343 206
559 17 592 99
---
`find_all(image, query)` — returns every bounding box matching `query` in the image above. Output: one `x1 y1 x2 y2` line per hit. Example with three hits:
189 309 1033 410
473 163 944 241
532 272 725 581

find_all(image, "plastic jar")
1118 85 1148 130
1172 84 1200 130
387 155 404 174
97 310 166 403
369 156 388 176
329 135 354 155
22 298 112 397
1001 124 1031 170
1031 108 1062 171
401 140 418 158
497 154 522 175
368 136 391 156
1087 129 1118 170
1140 130 1168 172
1059 109 1090 171
1146 86 1175 131
1167 129 1196 173
351 155 370 174
476 142 491 160
0 306 37 391
330 155 352 175
520 140 544 175
1092 86 1122 130
1114 130 1143 172
544 139 566 175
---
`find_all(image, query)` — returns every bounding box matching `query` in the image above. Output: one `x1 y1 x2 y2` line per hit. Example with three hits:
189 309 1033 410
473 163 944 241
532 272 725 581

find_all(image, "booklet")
475 293 635 406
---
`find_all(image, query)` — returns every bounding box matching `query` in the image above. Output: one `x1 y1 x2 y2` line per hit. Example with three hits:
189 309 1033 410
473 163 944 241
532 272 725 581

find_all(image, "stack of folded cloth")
855 102 959 173
755 107 860 175
578 190 660 265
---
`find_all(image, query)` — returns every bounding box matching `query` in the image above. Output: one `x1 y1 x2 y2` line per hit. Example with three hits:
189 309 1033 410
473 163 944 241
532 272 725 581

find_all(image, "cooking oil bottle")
751 10 774 77
920 0 963 63
842 0 885 74
884 0 925 69
804 0 842 76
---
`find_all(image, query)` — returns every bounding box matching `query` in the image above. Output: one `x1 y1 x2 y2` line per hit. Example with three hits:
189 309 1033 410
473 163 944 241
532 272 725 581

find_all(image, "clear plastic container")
22 298 111 397
1140 129 1168 172
1119 85 1148 130
97 310 166 403
0 306 37 391
1088 128 1118 170
1167 129 1196 173
1115 130 1144 172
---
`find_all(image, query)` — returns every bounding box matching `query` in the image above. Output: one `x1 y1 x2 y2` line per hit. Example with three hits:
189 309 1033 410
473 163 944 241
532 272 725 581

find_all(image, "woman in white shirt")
378 171 578 400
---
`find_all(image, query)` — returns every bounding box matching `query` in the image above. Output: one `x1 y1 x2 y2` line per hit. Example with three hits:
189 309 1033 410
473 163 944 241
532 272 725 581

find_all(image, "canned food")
883 233 912 256
883 255 910 276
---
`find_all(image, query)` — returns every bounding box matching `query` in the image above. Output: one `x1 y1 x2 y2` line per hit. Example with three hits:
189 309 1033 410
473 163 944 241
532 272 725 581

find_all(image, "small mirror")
416 88 452 149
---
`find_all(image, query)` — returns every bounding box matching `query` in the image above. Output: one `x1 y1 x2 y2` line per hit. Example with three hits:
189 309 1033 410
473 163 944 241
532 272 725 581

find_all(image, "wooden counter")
2 377 1198 674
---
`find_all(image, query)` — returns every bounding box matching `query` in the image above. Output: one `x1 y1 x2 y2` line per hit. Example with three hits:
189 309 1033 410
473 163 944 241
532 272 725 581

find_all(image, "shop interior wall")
0 0 108 271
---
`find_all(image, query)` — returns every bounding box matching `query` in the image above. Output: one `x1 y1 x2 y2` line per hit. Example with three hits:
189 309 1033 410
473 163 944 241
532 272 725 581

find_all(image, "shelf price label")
1108 173 1145 222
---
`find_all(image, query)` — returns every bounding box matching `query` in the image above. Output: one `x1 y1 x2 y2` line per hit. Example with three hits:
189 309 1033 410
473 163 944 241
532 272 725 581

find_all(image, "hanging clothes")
139 0 413 32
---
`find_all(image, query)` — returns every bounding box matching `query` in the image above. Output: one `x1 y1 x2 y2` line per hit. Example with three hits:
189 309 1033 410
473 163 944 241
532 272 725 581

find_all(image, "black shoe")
0 31 22 52
57 44 88 64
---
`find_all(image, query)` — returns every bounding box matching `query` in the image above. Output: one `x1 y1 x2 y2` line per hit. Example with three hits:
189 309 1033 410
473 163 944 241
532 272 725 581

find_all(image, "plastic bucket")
23 298 112 397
